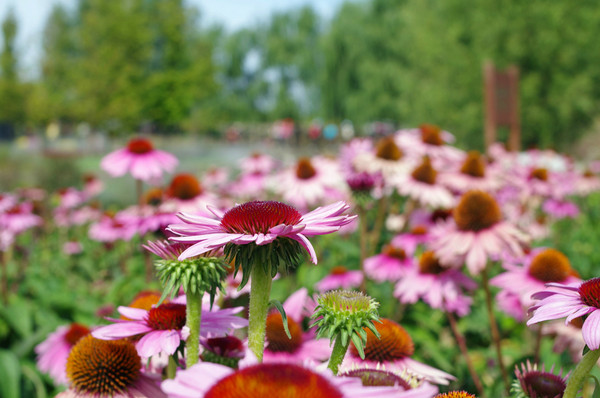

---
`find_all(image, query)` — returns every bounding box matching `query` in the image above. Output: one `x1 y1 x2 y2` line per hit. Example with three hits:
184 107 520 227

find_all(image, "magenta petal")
136 331 164 358
92 322 152 340
117 306 148 320
159 330 182 356
583 310 600 350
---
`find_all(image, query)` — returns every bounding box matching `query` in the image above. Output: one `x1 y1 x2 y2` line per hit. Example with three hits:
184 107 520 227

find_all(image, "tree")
0 9 26 125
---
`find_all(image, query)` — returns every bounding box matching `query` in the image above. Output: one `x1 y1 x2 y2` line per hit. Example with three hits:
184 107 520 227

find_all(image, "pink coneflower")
392 224 432 253
88 212 138 243
263 288 331 363
315 266 363 292
162 361 421 398
542 198 579 219
160 173 219 214
341 318 455 385
573 169 600 195
0 202 43 234
270 156 348 211
491 248 580 321
168 200 356 263
528 277 600 350
352 136 415 183
82 173 104 198
35 323 91 385
239 152 277 176
395 125 463 167
438 150 502 194
229 173 270 201
431 190 528 274
92 303 247 358
63 241 83 255
202 167 230 190
57 187 86 209
100 137 178 182
513 361 568 398
58 335 165 398
0 193 17 213
364 242 416 283
391 156 454 208
394 251 476 316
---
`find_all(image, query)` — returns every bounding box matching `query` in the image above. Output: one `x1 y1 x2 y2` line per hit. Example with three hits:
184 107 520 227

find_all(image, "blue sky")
0 0 349 78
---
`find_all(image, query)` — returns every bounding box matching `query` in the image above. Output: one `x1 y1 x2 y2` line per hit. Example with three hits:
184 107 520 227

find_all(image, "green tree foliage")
322 0 600 149
35 0 217 134
0 9 26 124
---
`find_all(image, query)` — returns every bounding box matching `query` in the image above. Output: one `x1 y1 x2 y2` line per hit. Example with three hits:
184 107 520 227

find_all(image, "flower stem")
356 204 368 293
369 196 388 255
328 335 349 375
248 264 273 362
136 178 144 207
446 311 485 398
563 348 600 398
185 290 203 368
481 267 509 393
166 354 178 379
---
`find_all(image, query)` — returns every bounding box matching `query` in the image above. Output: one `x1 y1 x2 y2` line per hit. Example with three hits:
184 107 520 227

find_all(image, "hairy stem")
563 348 600 398
481 267 509 393
248 264 273 362
185 290 203 368
328 335 350 375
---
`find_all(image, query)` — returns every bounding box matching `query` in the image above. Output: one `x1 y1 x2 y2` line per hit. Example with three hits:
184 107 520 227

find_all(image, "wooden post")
483 61 521 152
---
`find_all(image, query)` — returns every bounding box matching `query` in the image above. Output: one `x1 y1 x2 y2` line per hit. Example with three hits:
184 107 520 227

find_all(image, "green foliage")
322 0 600 149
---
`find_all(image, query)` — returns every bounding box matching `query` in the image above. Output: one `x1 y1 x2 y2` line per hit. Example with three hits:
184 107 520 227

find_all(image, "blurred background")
1 0 600 192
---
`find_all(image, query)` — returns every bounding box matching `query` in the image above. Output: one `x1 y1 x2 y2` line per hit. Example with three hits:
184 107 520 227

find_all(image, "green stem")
328 335 350 375
563 348 600 398
481 266 510 393
248 264 273 362
357 204 368 293
166 354 178 379
185 290 203 368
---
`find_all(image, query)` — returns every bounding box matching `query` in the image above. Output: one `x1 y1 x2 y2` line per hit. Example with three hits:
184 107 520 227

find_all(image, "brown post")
483 61 497 151
483 61 521 152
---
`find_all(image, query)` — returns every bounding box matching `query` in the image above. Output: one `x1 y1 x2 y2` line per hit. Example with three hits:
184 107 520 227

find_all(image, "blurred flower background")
2 1 600 398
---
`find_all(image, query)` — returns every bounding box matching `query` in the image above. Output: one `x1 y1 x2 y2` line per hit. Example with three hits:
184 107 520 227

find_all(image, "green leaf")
269 300 291 339
1 300 32 337
21 363 47 398
0 350 21 398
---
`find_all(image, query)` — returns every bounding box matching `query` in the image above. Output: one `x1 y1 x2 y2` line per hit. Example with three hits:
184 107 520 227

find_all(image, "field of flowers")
2 125 600 398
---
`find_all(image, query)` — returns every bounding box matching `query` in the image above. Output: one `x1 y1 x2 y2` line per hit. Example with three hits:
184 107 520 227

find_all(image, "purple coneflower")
316 266 364 292
100 137 178 182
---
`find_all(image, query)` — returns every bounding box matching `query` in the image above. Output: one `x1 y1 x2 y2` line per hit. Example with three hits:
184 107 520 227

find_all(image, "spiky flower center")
168 173 203 200
66 335 141 395
202 336 244 358
143 188 164 206
319 290 373 314
125 290 162 311
341 368 411 389
411 157 437 185
520 370 566 398
419 251 446 275
205 364 343 398
528 249 572 283
375 136 403 161
331 265 349 275
64 323 91 346
351 318 414 362
420 124 444 146
221 201 302 234
346 172 376 192
383 245 407 260
265 313 303 353
296 158 317 179
127 138 154 154
146 303 186 330
411 225 428 235
434 392 477 398
460 150 486 178
453 190 502 232
569 316 584 329
530 168 549 181
579 278 600 309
